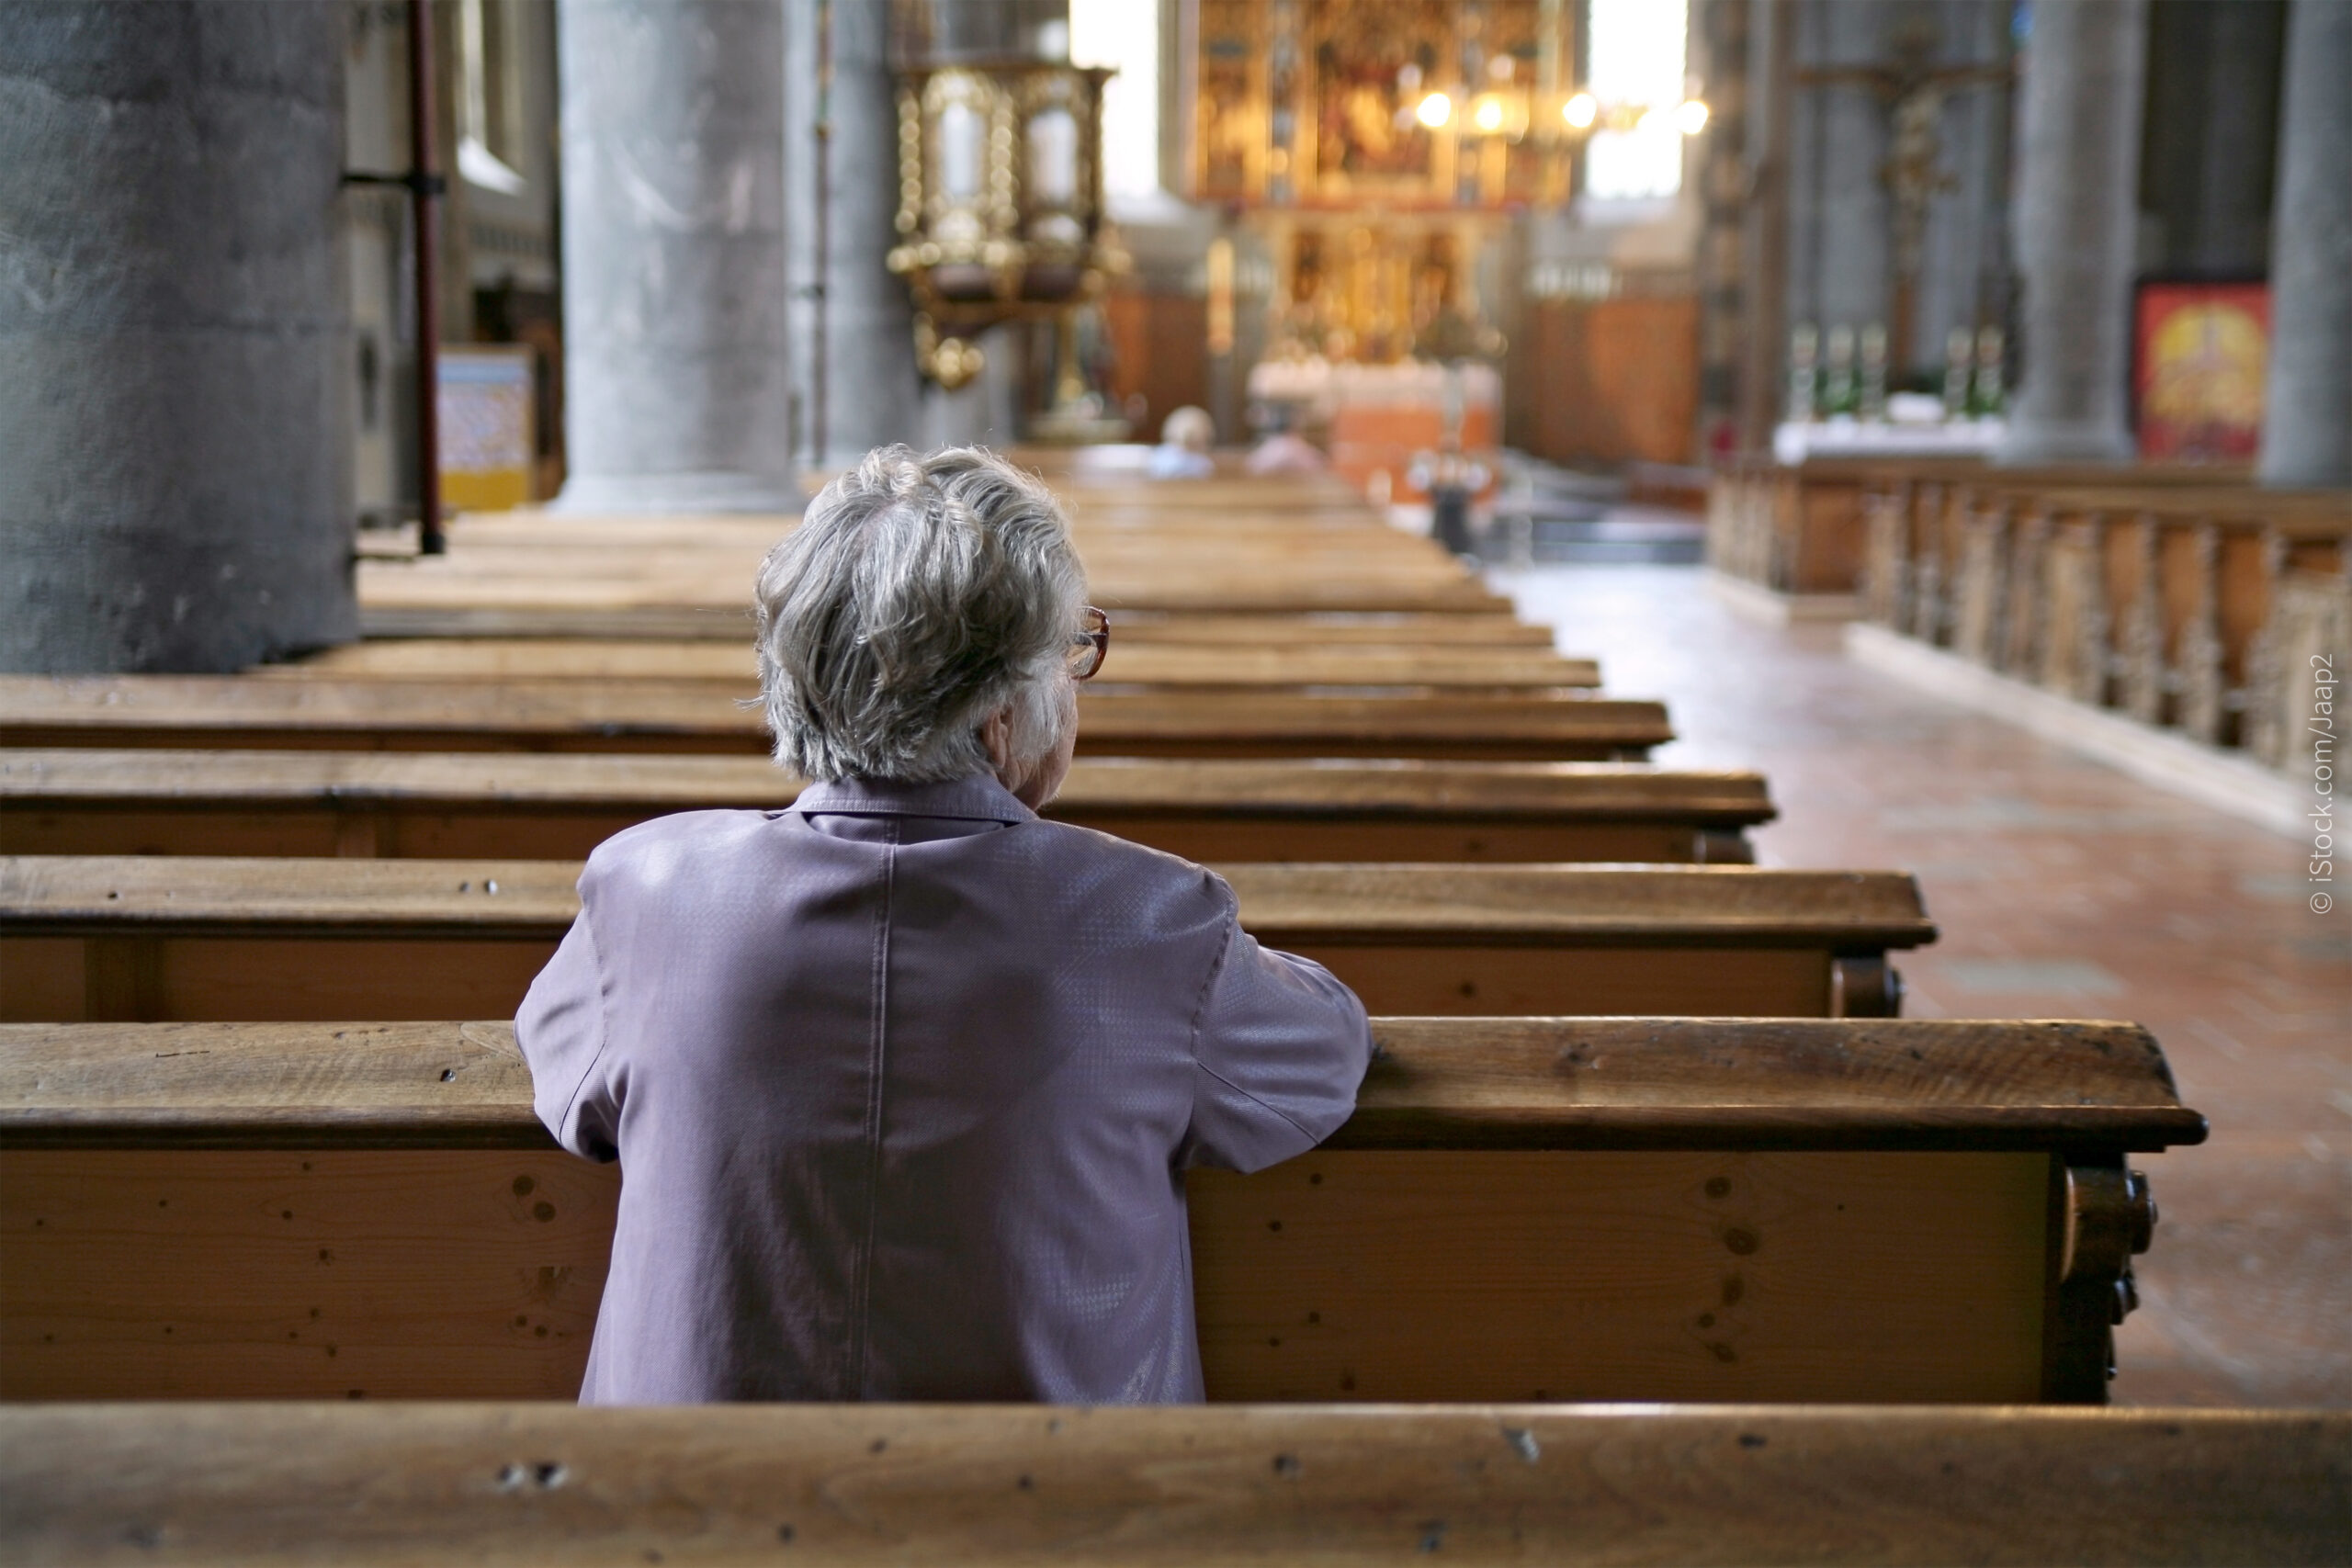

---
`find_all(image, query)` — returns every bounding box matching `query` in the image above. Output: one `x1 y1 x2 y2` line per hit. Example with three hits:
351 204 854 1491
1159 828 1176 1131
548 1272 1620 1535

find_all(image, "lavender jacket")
515 773 1373 1404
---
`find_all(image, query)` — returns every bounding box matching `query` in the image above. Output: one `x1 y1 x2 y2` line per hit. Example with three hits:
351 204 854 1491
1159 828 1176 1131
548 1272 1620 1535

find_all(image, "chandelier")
888 61 1125 389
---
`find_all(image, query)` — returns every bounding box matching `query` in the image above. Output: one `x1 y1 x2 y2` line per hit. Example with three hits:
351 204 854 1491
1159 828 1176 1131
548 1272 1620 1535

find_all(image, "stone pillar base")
548 471 802 515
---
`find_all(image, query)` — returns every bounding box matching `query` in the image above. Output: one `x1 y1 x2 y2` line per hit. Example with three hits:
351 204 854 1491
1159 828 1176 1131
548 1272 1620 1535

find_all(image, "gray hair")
754 446 1087 783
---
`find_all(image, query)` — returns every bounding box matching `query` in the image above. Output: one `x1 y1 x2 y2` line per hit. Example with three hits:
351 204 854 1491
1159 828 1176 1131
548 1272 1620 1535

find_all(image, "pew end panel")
0 1019 2204 1406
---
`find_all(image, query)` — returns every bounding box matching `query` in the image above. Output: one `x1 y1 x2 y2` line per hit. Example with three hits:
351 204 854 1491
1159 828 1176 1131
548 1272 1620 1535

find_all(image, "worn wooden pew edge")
6 1403 2343 1568
0 1018 2205 1154
0 855 1940 949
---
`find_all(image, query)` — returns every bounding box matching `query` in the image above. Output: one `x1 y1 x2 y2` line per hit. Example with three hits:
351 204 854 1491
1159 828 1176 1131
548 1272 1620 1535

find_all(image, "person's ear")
978 705 1013 772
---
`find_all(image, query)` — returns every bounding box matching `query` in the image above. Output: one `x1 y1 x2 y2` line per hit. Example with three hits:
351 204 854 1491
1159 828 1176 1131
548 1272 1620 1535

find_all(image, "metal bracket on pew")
2043 1156 2160 1402
1830 954 1904 1017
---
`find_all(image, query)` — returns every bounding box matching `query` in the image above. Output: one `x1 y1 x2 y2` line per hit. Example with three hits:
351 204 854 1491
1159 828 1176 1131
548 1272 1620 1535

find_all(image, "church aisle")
1494 565 2352 1409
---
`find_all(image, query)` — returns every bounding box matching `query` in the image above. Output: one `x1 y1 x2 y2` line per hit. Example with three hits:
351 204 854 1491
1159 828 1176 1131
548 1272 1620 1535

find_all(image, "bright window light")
1069 0 1159 205
1583 0 1688 199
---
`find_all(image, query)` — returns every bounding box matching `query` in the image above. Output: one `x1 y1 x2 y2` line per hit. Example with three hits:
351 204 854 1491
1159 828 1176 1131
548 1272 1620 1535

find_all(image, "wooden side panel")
1526 299 1702 468
1289 944 1835 1019
1192 1149 2049 1403
1100 289 1210 441
5 939 1844 1023
0 939 560 1024
1789 482 1866 595
0 807 1710 866
0 1150 616 1400
0 1148 2047 1404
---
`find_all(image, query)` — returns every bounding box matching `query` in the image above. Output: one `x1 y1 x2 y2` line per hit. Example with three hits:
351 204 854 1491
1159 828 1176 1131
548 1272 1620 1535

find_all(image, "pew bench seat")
0 1017 2201 1404
0 856 1934 1021
0 677 1675 761
260 637 1605 691
0 751 1774 863
7 1403 2338 1566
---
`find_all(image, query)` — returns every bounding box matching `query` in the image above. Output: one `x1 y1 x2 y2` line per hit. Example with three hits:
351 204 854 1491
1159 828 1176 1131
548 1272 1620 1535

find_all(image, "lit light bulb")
1416 92 1453 129
1562 92 1597 130
1676 98 1711 135
1473 95 1505 134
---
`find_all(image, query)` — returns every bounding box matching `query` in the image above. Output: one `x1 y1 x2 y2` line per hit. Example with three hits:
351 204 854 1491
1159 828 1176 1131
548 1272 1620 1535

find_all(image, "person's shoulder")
1019 818 1237 920
581 810 780 889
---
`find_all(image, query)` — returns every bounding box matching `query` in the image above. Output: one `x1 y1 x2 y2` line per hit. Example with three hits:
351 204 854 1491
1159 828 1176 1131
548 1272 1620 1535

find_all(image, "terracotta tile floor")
1493 564 2352 1407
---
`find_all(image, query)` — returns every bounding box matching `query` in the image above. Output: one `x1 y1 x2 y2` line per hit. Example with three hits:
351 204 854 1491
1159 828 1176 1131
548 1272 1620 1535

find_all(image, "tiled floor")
1493 564 2352 1407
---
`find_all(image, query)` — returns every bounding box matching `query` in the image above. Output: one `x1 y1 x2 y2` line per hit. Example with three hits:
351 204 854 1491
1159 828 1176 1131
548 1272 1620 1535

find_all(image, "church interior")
1 0 2348 1557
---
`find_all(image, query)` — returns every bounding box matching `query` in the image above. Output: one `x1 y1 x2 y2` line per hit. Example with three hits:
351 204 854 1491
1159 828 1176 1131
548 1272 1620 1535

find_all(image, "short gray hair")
755 446 1087 783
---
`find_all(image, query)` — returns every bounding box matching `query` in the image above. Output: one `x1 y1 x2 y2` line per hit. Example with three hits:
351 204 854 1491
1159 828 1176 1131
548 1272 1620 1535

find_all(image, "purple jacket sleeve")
1182 886 1373 1173
515 910 622 1163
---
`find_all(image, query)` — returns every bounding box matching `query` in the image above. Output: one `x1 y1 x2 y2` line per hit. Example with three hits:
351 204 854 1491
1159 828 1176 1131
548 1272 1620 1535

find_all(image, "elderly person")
517 446 1371 1404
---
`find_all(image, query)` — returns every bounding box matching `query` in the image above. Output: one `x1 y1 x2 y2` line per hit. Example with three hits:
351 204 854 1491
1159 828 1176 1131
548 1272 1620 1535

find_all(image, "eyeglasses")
1068 605 1109 681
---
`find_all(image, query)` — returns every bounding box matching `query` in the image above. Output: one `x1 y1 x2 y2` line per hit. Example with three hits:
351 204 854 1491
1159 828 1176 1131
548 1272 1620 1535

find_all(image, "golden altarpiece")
1188 0 1573 366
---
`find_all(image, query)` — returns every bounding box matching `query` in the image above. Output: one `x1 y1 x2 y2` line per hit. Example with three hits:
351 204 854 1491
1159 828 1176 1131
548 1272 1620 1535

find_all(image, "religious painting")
1311 0 1447 187
2133 280 2269 462
1190 0 1560 209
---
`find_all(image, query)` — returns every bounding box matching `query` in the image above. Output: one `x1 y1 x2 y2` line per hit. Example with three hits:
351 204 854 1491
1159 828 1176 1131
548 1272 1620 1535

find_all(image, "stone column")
2257 0 2352 489
552 0 795 511
0 0 356 672
786 0 922 467
1784 1 1893 350
1995 0 2148 466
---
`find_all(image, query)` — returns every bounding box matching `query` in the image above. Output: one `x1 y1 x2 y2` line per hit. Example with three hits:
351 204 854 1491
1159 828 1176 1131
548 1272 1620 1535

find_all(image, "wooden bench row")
0 1017 2199 1404
0 855 1930 1022
0 751 1773 863
359 604 1566 647
0 677 1675 761
267 637 1604 691
6 1403 2337 1566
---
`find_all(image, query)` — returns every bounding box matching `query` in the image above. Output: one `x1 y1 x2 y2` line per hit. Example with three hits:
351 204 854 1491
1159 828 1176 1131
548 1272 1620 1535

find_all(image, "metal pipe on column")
407 0 447 555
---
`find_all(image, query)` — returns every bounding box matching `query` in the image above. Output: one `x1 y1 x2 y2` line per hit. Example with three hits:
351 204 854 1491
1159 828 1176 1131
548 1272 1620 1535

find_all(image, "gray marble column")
0 0 356 671
1995 0 2148 466
2139 1 2284 276
2257 0 2352 489
1808 2 1893 341
786 0 922 466
553 0 795 511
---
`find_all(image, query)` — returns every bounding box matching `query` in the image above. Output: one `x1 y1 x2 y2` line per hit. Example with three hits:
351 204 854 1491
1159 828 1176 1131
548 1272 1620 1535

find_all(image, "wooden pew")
0 856 1931 1022
264 637 1604 691
0 1017 2199 1404
0 676 1676 761
358 513 1515 619
360 604 1566 647
0 751 1774 864
4 1403 2335 1566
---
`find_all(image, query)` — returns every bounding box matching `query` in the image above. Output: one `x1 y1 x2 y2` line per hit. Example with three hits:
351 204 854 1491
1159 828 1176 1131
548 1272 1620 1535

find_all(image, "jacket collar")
790 773 1036 825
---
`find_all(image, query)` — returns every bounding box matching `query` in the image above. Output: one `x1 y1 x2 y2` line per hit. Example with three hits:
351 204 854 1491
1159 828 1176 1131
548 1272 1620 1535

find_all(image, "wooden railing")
1859 477 2352 771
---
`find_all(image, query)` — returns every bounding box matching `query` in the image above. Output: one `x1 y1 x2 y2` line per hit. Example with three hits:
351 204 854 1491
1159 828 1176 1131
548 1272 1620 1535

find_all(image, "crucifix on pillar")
1796 37 2009 371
